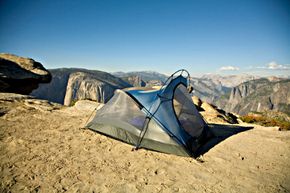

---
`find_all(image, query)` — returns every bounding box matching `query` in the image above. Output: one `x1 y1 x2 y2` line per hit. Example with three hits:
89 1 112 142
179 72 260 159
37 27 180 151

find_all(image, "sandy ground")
0 94 290 193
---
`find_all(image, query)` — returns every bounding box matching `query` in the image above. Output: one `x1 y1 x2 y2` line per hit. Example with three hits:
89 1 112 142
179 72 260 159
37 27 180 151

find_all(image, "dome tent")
86 70 209 157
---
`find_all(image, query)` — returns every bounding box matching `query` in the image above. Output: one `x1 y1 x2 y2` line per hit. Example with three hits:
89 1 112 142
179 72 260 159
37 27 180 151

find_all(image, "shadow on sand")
195 124 253 157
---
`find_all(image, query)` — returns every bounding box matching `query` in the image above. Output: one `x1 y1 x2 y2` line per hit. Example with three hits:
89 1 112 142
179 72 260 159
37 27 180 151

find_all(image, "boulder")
0 92 33 101
0 53 51 94
192 96 202 107
73 100 104 111
191 95 239 124
201 102 217 113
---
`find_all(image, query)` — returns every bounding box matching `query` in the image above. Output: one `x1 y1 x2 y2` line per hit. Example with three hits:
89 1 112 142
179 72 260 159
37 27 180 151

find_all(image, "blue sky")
1 0 290 76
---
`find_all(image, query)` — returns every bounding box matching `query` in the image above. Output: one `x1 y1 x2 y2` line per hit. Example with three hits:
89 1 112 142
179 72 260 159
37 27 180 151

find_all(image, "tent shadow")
195 124 253 157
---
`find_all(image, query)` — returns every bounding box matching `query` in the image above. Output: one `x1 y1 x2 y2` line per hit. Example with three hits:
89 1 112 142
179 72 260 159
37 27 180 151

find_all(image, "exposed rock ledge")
192 96 239 124
0 53 51 94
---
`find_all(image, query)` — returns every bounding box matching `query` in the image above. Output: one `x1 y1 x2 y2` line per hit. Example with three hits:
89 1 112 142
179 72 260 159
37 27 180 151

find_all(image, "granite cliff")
216 78 290 115
31 68 131 105
64 72 128 105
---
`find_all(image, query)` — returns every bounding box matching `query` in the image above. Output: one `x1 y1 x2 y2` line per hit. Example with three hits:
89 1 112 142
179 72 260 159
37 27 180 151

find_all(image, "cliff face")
30 69 72 104
64 72 119 105
0 53 51 94
31 68 131 105
217 78 290 115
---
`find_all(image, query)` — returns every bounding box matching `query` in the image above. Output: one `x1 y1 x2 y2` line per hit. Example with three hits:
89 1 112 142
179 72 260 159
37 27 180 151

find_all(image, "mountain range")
216 78 290 115
1 54 289 193
2 53 288 116
200 74 258 87
30 68 290 117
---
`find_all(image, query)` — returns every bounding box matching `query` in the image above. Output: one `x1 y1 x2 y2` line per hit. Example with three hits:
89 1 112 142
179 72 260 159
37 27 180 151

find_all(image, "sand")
0 95 289 193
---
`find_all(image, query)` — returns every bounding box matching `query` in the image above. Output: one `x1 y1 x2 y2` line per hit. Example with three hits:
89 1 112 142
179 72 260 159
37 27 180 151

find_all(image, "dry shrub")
240 114 290 131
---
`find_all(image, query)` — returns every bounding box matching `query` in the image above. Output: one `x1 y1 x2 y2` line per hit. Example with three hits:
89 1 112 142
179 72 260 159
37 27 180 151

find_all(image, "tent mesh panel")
173 85 204 138
94 90 147 131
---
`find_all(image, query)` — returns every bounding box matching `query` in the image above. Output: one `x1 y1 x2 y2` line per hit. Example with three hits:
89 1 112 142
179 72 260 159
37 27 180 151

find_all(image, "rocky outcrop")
31 68 131 105
216 78 290 115
72 100 104 111
191 96 239 124
0 53 51 94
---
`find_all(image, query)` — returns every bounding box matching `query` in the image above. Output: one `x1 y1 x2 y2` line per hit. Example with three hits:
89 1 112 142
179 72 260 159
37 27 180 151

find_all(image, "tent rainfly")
86 69 209 157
